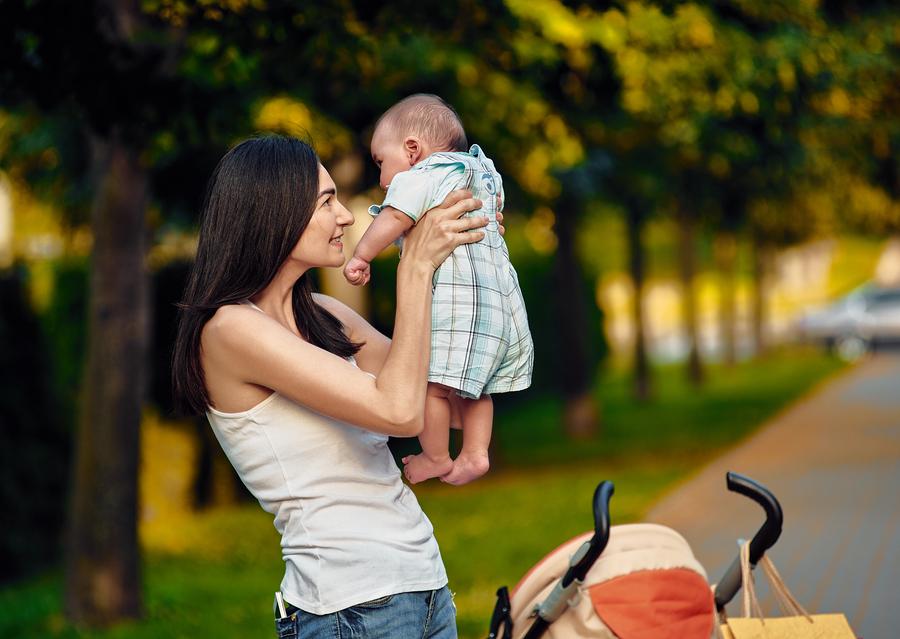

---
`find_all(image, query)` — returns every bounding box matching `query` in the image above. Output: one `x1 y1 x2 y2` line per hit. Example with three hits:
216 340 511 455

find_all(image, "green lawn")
0 348 844 639
494 346 846 466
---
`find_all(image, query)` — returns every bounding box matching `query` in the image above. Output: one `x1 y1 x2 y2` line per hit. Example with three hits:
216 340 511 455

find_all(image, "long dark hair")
172 135 361 415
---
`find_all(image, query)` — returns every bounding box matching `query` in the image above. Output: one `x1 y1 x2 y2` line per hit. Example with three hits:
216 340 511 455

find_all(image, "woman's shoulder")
202 303 272 348
206 302 264 327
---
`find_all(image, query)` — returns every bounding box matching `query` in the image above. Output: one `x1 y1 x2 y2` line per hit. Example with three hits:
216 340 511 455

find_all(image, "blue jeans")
274 587 457 638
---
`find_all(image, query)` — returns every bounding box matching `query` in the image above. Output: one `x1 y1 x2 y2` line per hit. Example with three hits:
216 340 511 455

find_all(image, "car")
795 284 900 360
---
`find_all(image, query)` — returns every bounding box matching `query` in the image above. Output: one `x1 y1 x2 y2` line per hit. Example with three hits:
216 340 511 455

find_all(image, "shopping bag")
718 542 857 639
721 614 855 639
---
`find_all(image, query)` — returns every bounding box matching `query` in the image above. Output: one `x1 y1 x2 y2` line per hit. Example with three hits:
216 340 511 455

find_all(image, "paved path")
647 353 900 638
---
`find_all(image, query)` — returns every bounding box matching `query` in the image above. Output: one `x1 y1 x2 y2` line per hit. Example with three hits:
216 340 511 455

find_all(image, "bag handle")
737 540 813 622
739 540 765 619
759 552 812 620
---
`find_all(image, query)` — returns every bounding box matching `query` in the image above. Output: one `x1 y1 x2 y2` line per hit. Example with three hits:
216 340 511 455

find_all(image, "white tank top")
206 341 446 614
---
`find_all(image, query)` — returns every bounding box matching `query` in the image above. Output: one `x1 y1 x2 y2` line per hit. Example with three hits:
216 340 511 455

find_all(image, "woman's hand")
401 190 486 272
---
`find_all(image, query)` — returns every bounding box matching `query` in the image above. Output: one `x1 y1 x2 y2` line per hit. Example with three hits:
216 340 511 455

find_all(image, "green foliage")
502 0 899 243
2 0 898 236
512 250 608 394
38 259 89 425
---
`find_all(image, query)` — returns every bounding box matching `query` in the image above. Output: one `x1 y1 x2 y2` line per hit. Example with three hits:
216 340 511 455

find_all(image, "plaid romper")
369 145 534 399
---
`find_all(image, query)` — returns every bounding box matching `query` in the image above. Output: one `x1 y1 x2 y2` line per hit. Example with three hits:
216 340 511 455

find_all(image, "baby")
344 94 534 485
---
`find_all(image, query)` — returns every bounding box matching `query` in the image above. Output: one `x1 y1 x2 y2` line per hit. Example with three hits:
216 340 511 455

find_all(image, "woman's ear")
404 137 422 165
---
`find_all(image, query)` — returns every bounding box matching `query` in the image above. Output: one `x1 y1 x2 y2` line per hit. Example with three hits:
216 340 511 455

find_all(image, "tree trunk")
626 200 651 400
65 132 148 626
553 196 599 439
677 205 704 386
715 231 738 366
191 419 249 508
751 236 770 356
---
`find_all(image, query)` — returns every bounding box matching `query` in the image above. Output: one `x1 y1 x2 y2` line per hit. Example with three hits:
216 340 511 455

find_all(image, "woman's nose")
337 200 354 226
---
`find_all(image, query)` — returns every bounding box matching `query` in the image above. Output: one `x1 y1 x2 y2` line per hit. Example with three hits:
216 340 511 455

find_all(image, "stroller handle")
564 480 614 586
714 471 783 611
518 481 615 639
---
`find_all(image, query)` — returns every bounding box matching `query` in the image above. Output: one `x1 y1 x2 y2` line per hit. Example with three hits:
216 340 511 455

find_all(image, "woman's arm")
203 305 420 435
202 191 485 437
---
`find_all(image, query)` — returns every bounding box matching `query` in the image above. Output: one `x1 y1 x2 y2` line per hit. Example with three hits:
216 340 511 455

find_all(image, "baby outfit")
369 144 534 399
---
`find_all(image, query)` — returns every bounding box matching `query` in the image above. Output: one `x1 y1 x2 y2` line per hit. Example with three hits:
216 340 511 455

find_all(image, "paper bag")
718 543 856 639
721 614 856 639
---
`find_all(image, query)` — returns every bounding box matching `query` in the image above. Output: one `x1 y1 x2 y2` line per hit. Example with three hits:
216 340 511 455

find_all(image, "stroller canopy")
509 523 716 639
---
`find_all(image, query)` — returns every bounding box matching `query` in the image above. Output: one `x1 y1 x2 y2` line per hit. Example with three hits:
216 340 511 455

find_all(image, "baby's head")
371 94 468 190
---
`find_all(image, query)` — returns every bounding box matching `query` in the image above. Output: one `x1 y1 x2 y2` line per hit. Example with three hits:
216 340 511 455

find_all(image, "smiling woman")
170 134 488 638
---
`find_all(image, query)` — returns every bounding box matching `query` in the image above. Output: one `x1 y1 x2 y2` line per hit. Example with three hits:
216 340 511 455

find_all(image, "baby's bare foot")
440 451 490 486
402 454 454 484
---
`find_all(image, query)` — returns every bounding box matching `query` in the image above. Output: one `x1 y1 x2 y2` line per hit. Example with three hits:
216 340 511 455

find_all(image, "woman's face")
292 164 354 268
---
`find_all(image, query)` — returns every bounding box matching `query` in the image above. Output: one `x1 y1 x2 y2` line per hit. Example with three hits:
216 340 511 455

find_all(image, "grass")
493 346 845 467
0 348 844 639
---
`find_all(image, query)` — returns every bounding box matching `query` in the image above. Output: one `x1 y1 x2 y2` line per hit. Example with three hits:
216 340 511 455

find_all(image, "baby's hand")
343 256 371 286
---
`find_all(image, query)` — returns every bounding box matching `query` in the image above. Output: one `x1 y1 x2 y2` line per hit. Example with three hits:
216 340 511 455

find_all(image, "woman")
171 135 489 638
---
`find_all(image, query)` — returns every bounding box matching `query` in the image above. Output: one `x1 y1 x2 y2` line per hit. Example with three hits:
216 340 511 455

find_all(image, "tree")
552 157 613 435
1 0 171 622
2 0 291 623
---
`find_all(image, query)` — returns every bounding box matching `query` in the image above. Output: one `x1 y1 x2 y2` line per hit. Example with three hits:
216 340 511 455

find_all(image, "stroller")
487 472 783 639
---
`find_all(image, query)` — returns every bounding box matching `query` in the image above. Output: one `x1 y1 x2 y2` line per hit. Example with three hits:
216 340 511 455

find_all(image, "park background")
1 1 898 637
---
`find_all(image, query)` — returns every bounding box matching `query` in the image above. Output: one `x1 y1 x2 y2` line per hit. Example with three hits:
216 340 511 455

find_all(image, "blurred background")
1 1 898 638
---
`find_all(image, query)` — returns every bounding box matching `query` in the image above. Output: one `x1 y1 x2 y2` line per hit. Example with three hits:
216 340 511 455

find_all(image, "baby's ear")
404 137 422 164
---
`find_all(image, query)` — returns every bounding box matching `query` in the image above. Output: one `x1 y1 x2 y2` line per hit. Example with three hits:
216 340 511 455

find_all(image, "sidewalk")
647 353 900 638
